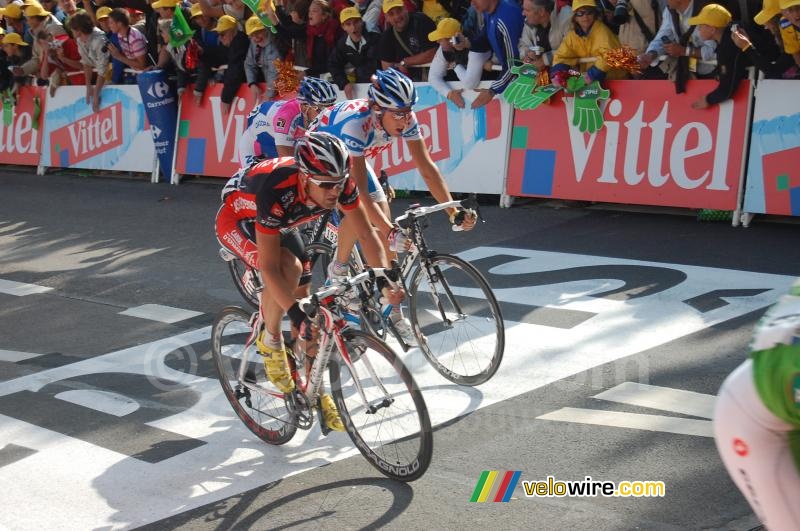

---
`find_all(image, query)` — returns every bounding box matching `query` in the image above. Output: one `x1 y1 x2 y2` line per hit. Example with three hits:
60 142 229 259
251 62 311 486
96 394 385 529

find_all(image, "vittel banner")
507 80 752 210
0 87 45 166
41 86 154 172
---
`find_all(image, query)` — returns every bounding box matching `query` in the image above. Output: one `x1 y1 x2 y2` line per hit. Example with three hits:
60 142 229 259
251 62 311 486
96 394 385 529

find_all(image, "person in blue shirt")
464 0 524 108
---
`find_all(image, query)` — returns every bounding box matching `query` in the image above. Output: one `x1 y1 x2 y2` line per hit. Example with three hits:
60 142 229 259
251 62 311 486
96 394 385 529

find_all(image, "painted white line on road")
54 390 140 417
0 350 45 363
536 407 714 437
119 304 203 324
0 279 53 296
593 382 716 419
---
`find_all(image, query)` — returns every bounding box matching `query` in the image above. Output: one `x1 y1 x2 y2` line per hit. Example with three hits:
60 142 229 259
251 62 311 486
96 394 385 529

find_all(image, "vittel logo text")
0 108 38 155
566 98 733 191
49 103 123 165
210 96 248 164
373 103 450 174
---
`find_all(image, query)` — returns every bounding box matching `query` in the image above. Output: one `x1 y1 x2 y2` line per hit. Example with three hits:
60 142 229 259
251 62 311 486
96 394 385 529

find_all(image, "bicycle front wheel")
329 330 432 482
211 306 297 445
227 258 260 310
408 254 504 386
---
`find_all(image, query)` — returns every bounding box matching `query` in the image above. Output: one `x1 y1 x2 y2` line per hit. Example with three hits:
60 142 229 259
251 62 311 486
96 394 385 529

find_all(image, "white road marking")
0 350 45 363
119 304 203 324
536 407 714 437
54 390 140 417
593 382 716 419
0 247 794 529
0 279 53 297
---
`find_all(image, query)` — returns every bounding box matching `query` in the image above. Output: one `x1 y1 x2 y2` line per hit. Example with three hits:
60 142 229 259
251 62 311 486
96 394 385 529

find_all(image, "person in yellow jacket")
551 0 627 83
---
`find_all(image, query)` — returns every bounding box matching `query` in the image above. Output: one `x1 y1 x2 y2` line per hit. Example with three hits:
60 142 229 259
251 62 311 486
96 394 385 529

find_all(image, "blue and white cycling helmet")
367 68 418 110
297 77 338 106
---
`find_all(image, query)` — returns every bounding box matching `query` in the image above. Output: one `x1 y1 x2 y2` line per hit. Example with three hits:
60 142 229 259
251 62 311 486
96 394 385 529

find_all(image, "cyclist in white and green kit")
713 278 800 531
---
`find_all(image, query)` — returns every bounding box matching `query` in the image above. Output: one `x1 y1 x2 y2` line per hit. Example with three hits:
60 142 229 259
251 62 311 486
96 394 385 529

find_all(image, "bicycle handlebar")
394 195 480 230
300 266 400 316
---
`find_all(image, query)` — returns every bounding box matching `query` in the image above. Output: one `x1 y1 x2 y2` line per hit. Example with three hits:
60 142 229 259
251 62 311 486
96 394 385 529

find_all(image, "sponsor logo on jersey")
276 118 286 129
271 204 285 218
232 196 257 213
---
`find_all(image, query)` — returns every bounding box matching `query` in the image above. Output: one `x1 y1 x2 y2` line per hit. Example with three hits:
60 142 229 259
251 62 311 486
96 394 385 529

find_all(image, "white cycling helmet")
294 132 350 178
297 77 338 106
367 68 418 110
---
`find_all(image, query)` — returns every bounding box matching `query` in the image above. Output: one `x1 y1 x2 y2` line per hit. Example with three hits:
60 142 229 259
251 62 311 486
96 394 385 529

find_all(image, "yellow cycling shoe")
320 394 345 432
256 333 295 394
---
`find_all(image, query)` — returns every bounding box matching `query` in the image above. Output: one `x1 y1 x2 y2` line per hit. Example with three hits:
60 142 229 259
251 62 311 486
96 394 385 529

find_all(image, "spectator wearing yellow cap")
38 0 66 24
552 0 627 85
2 3 35 60
214 14 249 114
686 4 748 109
244 15 279 102
379 0 437 81
426 17 475 108
328 6 379 98
2 31 32 94
13 2 65 81
729 0 800 79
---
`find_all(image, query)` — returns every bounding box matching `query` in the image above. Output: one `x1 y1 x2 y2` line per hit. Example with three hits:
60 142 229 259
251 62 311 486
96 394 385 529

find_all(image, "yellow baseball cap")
688 3 732 27
2 32 29 46
0 27 4 35
383 0 405 14
779 0 800 8
339 6 361 23
152 0 180 8
245 15 266 35
212 14 238 32
190 3 203 18
428 17 460 41
2 3 23 19
571 0 597 11
754 0 780 24
23 4 50 17
96 6 112 19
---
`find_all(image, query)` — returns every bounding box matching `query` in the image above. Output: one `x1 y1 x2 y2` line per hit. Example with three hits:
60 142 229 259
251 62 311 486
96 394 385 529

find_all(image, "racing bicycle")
210 267 433 482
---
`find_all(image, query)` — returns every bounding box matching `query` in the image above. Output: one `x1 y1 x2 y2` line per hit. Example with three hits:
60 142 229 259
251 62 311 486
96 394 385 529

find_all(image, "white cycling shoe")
392 316 417 347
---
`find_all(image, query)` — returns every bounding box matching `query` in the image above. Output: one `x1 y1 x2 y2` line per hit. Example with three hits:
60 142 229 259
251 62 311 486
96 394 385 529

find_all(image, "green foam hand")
502 62 539 109
515 84 562 110
571 81 609 134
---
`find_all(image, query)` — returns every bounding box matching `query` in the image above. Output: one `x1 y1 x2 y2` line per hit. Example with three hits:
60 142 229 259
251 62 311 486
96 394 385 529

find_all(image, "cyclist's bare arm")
351 155 393 237
406 138 476 230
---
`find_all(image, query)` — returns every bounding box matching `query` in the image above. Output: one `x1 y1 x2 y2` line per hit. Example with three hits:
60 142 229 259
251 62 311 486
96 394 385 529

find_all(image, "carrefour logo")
148 81 170 99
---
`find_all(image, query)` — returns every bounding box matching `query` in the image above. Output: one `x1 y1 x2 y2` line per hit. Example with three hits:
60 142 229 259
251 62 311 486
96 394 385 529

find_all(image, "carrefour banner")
507 80 752 210
138 70 178 182
40 86 153 172
0 86 45 166
743 80 800 217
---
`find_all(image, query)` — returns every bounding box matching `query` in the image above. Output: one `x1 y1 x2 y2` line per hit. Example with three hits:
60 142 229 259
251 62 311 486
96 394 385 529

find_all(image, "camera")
449 34 461 46
731 23 739 33
613 0 630 24
528 45 544 56
48 39 64 50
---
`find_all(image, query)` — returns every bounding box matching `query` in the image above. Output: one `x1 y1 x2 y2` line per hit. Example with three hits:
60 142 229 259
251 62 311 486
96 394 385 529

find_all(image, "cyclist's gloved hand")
449 209 477 232
376 276 405 306
387 226 411 252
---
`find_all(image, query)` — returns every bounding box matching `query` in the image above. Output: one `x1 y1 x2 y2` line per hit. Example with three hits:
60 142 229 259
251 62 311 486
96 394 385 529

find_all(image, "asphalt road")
1 169 798 531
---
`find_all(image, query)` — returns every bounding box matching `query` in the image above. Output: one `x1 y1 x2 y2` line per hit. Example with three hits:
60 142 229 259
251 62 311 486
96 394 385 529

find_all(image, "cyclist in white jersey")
308 67 476 242
714 278 800 531
308 68 476 344
238 77 338 168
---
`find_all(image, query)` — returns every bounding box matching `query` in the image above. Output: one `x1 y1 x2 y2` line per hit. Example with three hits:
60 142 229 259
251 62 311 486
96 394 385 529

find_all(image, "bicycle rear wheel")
227 258 260 310
408 254 504 386
211 306 297 445
329 330 432 482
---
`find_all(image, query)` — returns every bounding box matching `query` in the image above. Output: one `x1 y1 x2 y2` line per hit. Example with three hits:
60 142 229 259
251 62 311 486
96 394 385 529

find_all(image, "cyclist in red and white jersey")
237 77 338 168
714 279 800 531
217 132 401 432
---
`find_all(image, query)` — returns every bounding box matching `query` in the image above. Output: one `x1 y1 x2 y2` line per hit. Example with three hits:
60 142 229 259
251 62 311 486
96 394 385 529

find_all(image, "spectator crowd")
0 0 798 112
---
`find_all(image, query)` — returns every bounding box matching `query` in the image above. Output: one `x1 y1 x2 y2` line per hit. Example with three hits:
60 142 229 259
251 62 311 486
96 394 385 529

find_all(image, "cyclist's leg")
281 228 312 298
714 359 800 529
215 205 259 269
